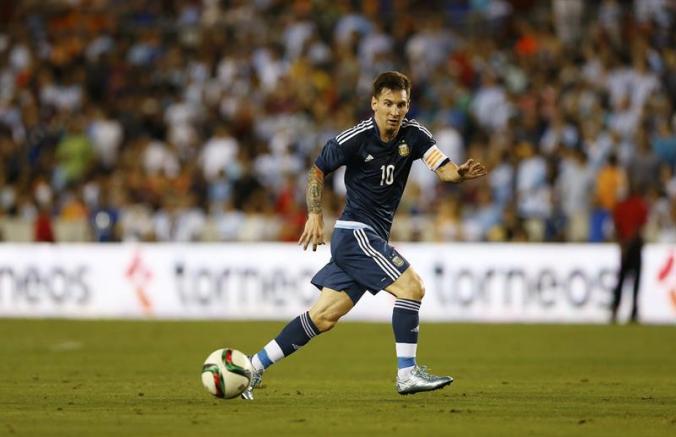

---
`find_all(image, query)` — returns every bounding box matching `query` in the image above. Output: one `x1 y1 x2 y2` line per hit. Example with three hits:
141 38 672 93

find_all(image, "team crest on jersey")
392 255 405 267
398 141 410 157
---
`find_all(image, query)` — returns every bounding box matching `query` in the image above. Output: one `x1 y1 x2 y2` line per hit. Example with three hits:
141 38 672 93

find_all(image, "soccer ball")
201 348 253 399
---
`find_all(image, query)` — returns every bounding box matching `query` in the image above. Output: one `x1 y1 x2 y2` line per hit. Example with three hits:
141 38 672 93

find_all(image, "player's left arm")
419 142 487 183
415 124 487 183
435 158 487 183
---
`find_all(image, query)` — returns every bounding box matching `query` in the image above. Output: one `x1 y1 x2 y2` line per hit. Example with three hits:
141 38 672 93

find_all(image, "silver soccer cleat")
240 366 263 400
396 365 453 395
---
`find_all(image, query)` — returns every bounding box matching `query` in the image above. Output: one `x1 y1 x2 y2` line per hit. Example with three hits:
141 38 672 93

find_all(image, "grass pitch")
1 320 675 436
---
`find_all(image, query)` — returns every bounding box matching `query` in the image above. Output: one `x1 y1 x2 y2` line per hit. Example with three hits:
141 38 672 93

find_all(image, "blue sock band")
398 357 416 368
258 348 273 368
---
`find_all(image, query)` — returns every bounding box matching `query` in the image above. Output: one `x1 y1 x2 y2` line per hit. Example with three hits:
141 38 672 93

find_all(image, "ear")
371 96 377 112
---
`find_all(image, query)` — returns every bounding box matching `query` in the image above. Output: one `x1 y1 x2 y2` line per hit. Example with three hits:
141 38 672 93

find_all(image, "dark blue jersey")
315 117 441 240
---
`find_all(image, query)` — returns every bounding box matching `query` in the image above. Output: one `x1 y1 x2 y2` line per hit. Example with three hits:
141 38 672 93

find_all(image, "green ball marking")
201 363 225 398
222 349 251 379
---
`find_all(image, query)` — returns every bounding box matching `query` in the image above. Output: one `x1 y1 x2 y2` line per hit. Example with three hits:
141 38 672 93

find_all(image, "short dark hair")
372 71 411 99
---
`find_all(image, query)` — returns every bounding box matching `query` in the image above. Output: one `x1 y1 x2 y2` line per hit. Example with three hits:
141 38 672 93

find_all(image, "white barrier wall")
0 243 674 324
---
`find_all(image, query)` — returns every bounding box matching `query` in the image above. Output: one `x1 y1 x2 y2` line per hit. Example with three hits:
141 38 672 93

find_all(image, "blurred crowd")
0 0 674 243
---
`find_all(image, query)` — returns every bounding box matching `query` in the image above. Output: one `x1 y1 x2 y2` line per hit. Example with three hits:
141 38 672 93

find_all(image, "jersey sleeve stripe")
403 119 433 138
336 119 372 142
410 120 433 137
337 123 374 144
402 122 432 138
423 145 448 171
336 120 368 141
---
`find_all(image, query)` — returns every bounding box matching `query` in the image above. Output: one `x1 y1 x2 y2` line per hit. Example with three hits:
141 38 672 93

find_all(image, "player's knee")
402 271 425 300
390 271 425 301
410 279 425 301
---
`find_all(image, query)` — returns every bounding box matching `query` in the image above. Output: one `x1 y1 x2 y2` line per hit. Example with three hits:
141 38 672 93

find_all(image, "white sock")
251 355 266 373
398 365 414 379
396 342 417 380
251 340 284 373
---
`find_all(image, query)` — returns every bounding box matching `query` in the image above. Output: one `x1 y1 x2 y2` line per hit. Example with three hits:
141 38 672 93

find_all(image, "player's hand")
457 159 487 180
299 213 325 251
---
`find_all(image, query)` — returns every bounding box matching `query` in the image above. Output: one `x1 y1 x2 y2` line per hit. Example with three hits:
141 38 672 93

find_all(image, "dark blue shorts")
311 222 410 304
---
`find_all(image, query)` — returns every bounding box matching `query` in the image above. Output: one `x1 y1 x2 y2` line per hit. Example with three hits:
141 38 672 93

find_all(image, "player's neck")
381 131 398 142
375 120 399 143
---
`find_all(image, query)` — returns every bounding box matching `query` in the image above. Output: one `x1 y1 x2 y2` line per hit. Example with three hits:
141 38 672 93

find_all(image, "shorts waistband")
334 220 374 231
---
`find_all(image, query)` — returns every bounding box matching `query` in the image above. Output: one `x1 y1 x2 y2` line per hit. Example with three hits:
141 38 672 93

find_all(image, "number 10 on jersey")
380 164 395 186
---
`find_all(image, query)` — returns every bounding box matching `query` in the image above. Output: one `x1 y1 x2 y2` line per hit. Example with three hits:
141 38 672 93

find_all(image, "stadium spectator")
515 141 550 239
34 204 55 242
89 189 120 242
652 117 676 168
120 201 155 242
87 107 123 171
199 123 239 182
595 153 627 214
54 116 94 189
556 147 594 242
654 196 676 243
0 0 672 243
552 0 583 46
59 187 88 222
433 195 464 242
628 131 665 194
154 192 205 242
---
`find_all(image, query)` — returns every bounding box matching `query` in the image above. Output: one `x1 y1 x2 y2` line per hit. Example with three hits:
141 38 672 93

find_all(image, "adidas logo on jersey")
364 154 374 162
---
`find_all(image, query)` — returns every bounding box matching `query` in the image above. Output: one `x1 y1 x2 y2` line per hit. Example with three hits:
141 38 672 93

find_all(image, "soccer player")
241 71 487 400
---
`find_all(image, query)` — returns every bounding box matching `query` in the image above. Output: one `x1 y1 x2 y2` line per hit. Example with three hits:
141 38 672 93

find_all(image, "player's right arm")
299 164 326 251
299 136 354 251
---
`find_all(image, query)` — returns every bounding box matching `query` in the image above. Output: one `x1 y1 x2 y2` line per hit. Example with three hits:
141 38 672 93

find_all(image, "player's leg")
331 225 452 394
385 266 425 379
308 287 355 332
386 267 452 394
242 287 355 400
250 287 353 373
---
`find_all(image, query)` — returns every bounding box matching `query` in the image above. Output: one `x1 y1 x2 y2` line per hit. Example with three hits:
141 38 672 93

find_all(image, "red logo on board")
125 251 154 314
656 251 676 311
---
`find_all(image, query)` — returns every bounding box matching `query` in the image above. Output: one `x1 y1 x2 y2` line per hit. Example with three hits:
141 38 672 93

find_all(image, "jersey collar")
371 116 404 146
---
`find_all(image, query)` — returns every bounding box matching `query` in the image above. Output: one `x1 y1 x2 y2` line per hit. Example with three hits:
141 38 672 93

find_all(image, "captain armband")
422 146 450 172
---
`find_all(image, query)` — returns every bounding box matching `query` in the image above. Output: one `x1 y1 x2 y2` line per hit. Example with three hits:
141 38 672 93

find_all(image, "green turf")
1 320 675 436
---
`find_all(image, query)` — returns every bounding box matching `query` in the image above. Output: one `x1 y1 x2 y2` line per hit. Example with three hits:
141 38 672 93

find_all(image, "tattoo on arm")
306 165 324 214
